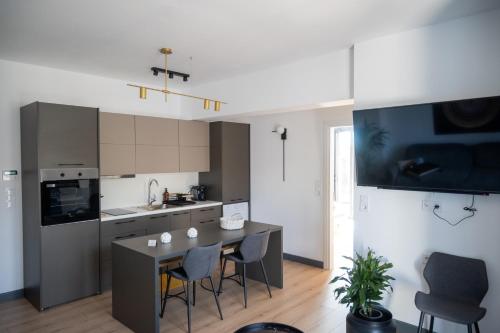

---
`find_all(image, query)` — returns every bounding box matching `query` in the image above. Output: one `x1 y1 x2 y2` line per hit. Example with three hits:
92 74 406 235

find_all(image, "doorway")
328 126 354 271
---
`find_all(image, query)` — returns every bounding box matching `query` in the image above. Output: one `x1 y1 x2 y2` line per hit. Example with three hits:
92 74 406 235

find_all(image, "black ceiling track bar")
150 67 190 82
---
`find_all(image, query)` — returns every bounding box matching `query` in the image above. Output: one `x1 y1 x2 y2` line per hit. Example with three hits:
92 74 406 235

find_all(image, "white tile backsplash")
100 173 198 210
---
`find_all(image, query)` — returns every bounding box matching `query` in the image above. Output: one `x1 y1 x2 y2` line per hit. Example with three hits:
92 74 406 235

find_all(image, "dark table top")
113 221 282 261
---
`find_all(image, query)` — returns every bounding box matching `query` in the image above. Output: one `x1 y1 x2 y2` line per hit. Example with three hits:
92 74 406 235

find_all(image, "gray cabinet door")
171 211 190 230
38 103 98 168
135 116 179 145
99 113 135 145
190 206 222 228
145 214 171 235
41 220 99 308
222 122 250 203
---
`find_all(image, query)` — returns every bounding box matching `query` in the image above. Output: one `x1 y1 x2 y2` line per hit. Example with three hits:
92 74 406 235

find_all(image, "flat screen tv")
353 95 500 194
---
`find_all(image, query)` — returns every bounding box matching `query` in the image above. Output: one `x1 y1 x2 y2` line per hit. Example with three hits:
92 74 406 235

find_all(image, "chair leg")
259 259 272 298
192 281 196 307
468 324 473 333
187 281 192 333
474 322 480 333
417 312 425 333
160 274 171 318
208 276 223 320
242 264 248 308
217 257 227 295
429 316 434 333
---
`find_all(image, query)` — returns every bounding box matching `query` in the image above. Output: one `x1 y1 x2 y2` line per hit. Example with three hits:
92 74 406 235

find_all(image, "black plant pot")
346 306 396 333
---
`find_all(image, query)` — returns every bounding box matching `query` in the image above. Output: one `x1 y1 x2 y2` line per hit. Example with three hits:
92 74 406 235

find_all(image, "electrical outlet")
359 195 369 212
422 200 439 211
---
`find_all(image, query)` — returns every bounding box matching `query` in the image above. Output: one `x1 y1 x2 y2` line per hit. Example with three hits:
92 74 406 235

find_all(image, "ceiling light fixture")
128 48 226 111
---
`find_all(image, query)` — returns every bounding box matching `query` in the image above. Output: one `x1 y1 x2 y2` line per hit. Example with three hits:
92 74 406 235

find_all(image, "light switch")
359 195 369 212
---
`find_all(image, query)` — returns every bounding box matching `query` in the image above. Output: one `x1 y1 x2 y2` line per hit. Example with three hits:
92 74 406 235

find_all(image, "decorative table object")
187 227 198 238
160 232 172 244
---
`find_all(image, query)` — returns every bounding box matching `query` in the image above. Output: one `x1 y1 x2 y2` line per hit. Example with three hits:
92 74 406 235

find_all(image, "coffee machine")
190 185 208 201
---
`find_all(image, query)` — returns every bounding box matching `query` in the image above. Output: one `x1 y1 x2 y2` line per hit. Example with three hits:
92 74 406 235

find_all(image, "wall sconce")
272 126 287 181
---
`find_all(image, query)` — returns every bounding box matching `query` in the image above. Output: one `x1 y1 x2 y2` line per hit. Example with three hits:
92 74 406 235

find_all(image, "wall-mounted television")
353 95 500 194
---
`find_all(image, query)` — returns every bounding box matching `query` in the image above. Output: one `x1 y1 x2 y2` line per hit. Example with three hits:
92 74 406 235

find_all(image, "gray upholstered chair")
161 241 223 333
415 252 488 333
218 230 272 308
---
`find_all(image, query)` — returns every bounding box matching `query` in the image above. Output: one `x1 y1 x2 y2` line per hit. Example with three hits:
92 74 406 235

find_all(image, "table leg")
245 229 283 288
112 243 159 333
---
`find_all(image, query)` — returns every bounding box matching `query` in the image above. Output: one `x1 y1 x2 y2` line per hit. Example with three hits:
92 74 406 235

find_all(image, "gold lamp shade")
203 99 210 110
214 101 221 112
139 86 147 99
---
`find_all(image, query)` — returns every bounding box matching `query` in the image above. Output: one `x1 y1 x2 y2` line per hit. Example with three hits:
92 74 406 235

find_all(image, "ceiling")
1 0 499 86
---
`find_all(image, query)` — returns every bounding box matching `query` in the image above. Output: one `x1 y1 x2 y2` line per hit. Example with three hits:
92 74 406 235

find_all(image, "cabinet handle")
230 198 244 202
173 212 189 216
199 219 215 224
115 233 136 240
150 215 168 219
57 163 84 166
115 220 136 225
200 208 214 212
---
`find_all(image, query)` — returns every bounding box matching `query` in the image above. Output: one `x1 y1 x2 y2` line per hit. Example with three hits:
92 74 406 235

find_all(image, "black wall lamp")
272 126 287 182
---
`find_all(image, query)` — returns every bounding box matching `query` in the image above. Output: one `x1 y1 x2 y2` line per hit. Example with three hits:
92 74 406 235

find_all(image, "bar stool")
160 241 223 333
218 230 272 308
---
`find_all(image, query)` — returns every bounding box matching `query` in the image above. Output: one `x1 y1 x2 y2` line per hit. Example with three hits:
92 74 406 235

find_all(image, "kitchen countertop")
100 200 223 222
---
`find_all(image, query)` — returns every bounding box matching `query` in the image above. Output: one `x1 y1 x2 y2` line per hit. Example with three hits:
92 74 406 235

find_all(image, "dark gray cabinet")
100 217 147 291
37 102 99 168
171 211 191 230
145 214 171 235
41 220 100 309
190 206 222 228
200 122 250 204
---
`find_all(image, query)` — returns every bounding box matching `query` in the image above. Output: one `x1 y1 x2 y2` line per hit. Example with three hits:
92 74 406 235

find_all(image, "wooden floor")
0 260 349 333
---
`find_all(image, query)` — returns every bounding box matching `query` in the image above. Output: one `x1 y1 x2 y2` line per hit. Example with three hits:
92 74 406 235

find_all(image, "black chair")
160 241 223 333
218 230 272 308
415 252 488 333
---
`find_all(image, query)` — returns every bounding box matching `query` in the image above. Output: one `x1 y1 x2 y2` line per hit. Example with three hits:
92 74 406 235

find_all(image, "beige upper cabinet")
135 116 179 146
179 120 209 147
99 113 135 175
135 116 180 174
179 120 210 172
99 113 135 144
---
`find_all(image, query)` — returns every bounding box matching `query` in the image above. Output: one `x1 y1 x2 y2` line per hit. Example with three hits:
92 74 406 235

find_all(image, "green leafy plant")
330 249 394 317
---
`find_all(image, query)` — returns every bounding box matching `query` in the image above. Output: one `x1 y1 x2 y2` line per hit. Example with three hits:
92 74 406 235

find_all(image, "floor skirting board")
0 289 24 303
283 253 323 268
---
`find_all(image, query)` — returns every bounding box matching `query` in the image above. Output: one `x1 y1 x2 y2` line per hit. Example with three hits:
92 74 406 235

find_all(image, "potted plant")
330 249 396 333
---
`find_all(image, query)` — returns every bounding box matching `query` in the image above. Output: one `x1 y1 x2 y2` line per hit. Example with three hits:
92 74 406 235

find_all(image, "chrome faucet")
147 178 159 206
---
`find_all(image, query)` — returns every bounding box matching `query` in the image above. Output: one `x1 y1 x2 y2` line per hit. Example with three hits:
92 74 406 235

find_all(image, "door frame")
322 109 354 270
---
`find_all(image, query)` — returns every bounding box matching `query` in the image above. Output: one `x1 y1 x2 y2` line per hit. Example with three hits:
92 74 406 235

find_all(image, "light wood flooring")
0 260 349 333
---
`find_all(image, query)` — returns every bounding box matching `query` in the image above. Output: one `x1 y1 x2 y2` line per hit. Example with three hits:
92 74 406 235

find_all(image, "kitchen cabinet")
171 211 190 230
36 102 99 169
180 146 210 172
200 122 250 204
179 120 210 172
179 120 209 147
100 217 147 291
135 145 179 174
145 214 171 235
100 144 135 176
135 116 179 145
99 113 136 176
190 206 222 228
99 113 135 145
135 116 180 174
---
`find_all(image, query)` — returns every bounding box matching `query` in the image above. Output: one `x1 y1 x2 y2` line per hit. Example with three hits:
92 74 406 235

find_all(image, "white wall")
235 105 353 261
187 48 353 119
353 9 500 332
0 59 192 294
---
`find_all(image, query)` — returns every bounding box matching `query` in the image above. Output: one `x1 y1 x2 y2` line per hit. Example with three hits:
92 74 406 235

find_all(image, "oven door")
41 178 99 226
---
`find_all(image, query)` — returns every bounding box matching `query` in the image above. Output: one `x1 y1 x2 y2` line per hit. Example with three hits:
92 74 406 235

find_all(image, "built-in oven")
40 168 99 226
